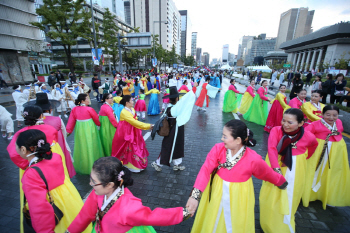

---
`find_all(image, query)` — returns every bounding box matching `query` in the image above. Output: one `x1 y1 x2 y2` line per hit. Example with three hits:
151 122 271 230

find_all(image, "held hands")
150 124 154 130
186 197 199 217
193 82 199 87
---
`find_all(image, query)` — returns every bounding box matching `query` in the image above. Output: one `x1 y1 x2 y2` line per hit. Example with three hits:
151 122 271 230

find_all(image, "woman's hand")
150 124 154 130
193 82 198 87
186 197 199 217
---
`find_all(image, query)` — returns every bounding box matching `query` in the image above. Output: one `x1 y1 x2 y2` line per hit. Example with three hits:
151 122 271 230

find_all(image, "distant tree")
30 0 90 72
101 8 119 69
334 52 350 70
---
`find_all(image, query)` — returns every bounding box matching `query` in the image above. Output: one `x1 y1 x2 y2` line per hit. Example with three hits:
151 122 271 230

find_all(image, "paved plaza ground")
1 77 350 232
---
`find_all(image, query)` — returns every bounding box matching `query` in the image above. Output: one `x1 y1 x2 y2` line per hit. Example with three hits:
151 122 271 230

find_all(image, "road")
1 77 350 232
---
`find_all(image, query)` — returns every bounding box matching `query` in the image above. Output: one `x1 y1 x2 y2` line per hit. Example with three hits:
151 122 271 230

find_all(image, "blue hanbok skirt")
147 93 160 115
112 103 124 122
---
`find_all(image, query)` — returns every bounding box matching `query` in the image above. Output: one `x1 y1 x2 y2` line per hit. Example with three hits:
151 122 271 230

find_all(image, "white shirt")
29 157 39 167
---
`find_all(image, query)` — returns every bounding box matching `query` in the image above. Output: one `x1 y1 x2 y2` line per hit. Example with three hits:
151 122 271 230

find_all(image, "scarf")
55 87 63 94
42 89 50 94
74 87 79 94
15 90 21 93
277 127 304 170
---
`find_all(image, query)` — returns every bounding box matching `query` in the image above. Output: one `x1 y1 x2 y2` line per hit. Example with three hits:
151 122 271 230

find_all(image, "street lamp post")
90 0 98 64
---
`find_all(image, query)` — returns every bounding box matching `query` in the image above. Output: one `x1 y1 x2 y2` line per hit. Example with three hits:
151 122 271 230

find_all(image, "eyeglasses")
90 176 105 187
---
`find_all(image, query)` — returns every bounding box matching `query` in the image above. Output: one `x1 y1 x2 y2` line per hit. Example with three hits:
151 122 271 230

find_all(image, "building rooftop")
280 22 350 50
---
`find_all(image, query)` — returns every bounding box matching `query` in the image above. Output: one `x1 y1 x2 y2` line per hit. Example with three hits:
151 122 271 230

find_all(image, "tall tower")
179 10 192 57
191 32 197 58
275 7 314 50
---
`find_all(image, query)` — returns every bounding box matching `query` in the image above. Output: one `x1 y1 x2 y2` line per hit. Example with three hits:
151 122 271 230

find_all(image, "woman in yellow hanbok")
186 120 287 233
301 90 325 124
259 108 318 233
302 105 350 209
238 80 256 114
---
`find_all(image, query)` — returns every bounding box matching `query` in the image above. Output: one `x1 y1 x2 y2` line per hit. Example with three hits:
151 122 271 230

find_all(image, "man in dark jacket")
55 70 65 82
305 71 312 87
321 73 332 104
287 71 294 87
91 73 102 102
47 71 56 89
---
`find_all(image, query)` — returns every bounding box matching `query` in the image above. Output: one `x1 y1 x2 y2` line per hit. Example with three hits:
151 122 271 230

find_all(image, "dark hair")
120 95 132 106
284 108 304 123
335 73 344 80
294 73 301 80
23 106 43 126
279 84 286 89
153 84 157 88
261 80 268 85
13 85 20 90
92 157 133 188
93 73 98 77
296 88 307 94
315 75 322 80
183 80 188 85
102 93 111 102
326 73 333 80
205 77 211 82
230 79 235 83
169 97 178 105
312 90 323 97
116 90 122 96
322 105 339 114
249 79 255 84
134 78 139 86
139 89 144 94
224 120 256 147
50 71 54 74
16 129 52 160
75 93 88 106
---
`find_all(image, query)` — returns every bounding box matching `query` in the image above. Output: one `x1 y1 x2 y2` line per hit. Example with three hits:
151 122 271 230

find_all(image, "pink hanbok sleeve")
66 109 77 134
68 192 98 233
193 144 221 192
246 86 255 97
257 87 269 101
304 128 319 159
251 155 286 186
7 128 28 169
178 85 190 92
105 106 118 128
22 169 56 233
267 127 281 169
121 195 183 227
88 107 101 126
228 85 239 93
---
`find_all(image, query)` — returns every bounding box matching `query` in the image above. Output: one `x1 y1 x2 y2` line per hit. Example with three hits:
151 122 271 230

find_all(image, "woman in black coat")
289 73 304 99
321 73 332 104
330 73 347 104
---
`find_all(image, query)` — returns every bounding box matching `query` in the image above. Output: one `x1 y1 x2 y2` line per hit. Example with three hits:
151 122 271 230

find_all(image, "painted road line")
342 132 350 139
143 132 151 141
232 113 240 120
83 189 92 202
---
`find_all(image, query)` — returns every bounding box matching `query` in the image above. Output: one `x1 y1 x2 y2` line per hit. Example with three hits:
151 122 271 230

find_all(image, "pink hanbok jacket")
99 104 118 128
66 106 100 134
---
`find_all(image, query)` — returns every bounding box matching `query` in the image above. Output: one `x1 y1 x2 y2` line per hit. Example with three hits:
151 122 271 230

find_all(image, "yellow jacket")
120 108 151 130
272 92 290 110
145 89 160 95
113 96 122 104
301 102 325 122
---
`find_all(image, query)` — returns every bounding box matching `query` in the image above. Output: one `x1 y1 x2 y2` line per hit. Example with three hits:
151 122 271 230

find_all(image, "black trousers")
322 93 329 104
339 96 350 107
330 95 341 104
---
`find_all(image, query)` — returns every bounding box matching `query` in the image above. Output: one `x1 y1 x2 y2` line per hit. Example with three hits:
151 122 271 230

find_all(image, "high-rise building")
196 47 202 65
275 7 314 50
124 1 132 25
243 34 276 65
179 10 192 57
203 52 210 66
191 32 197 58
222 44 229 63
239 36 254 61
237 44 242 60
0 0 45 83
96 0 125 21
125 0 181 54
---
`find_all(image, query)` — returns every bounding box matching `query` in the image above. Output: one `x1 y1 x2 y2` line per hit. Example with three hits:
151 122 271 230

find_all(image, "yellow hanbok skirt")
179 90 188 99
20 143 91 233
302 138 350 209
191 175 255 233
259 152 307 233
238 92 253 115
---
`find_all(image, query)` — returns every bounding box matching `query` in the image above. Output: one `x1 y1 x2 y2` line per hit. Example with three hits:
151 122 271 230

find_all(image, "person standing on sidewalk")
305 71 312 87
91 73 102 102
47 71 55 89
0 104 14 139
321 73 332 104
271 69 277 86
12 85 27 128
279 70 285 86
287 71 294 87
0 70 9 89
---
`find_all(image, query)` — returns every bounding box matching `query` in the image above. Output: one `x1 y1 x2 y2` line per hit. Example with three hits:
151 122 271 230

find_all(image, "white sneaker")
59 115 62 118
203 108 207 112
173 164 185 171
64 114 68 119
197 108 201 111
7 135 13 140
151 162 162 171
2 134 6 138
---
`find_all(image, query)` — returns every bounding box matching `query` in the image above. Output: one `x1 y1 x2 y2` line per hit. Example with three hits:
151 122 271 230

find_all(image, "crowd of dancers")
2 69 350 233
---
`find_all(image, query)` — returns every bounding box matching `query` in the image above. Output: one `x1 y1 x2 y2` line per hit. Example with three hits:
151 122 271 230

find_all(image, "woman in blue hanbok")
145 85 161 115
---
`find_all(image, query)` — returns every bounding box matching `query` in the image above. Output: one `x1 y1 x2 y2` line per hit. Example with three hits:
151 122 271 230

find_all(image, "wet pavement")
1 77 350 233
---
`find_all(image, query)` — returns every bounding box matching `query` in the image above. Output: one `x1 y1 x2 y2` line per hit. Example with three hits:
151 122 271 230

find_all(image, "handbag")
23 166 64 233
334 90 345 96
156 108 170 137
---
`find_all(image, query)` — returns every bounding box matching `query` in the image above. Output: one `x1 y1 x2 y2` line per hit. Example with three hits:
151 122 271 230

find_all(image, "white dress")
12 91 27 121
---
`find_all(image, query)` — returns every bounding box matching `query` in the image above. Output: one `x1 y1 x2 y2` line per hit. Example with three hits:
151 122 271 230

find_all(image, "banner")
152 58 157 67
173 64 178 68
92 48 98 65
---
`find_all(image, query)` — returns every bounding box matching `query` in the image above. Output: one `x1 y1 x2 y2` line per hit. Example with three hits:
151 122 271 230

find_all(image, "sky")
174 0 350 60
